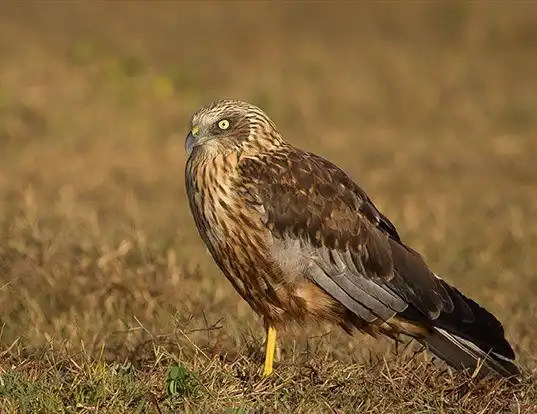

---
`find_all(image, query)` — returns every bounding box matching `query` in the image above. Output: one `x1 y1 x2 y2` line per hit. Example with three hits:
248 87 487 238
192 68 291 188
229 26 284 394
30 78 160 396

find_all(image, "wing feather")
316 247 407 314
308 264 379 322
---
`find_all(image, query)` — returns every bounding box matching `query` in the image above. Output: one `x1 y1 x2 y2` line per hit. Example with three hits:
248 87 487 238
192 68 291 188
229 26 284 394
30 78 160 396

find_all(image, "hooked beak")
185 131 197 156
185 125 201 156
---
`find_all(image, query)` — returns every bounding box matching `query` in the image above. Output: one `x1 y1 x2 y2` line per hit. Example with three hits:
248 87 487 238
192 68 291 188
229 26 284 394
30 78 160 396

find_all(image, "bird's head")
185 99 283 157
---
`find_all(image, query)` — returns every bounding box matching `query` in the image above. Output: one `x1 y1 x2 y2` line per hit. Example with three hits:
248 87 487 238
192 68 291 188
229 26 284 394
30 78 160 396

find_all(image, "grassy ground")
0 3 537 413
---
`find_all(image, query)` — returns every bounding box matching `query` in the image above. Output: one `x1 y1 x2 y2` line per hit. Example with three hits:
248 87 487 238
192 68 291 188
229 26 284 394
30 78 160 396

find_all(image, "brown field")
0 3 536 413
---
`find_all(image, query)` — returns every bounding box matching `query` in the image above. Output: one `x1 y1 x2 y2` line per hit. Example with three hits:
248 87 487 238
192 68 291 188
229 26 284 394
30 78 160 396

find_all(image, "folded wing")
239 148 519 378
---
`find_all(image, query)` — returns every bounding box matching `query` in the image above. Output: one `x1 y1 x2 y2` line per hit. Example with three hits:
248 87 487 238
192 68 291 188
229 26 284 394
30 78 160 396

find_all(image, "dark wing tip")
439 283 516 361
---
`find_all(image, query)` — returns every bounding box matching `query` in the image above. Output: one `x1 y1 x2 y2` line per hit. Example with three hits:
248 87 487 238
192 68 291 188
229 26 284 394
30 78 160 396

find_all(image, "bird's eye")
218 119 230 130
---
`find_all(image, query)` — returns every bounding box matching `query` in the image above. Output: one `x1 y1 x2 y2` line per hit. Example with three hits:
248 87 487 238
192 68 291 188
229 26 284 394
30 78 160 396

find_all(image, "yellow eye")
218 119 230 130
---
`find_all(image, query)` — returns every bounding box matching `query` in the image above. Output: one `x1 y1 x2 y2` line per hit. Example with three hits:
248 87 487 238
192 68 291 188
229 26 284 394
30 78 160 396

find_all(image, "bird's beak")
185 131 197 156
185 125 200 156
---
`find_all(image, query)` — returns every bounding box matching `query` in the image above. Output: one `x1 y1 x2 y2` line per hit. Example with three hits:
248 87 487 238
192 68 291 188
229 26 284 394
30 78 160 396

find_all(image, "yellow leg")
263 325 277 376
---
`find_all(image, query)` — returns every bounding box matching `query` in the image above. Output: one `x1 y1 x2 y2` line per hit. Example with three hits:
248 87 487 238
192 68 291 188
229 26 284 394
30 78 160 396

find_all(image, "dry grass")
0 3 536 413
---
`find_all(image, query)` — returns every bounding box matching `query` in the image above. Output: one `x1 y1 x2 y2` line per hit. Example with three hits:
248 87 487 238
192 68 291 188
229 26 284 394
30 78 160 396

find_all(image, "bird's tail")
417 326 521 380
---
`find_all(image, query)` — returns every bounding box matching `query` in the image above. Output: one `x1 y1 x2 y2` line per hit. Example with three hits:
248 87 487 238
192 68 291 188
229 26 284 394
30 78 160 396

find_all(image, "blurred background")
0 2 536 371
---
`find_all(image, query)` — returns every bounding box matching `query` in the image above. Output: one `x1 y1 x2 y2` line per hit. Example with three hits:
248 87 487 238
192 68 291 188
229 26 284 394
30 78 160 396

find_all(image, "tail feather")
418 327 520 380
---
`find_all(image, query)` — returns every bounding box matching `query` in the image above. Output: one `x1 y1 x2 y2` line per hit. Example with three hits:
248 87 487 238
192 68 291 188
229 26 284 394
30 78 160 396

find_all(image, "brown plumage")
184 99 520 379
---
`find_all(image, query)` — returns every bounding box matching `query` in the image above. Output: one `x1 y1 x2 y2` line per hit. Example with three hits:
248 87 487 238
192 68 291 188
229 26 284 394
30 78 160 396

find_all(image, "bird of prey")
184 99 519 380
